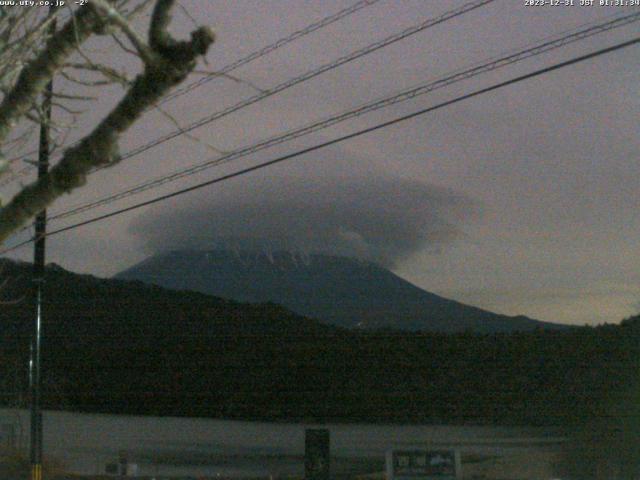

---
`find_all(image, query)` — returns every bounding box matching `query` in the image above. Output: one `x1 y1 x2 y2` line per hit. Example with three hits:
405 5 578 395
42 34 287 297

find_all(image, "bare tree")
0 0 215 244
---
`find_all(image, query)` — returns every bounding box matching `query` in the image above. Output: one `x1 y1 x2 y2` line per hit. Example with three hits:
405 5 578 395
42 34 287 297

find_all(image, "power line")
2 35 637 256
119 0 495 161
159 0 382 106
2 0 486 185
0 0 382 181
49 11 640 223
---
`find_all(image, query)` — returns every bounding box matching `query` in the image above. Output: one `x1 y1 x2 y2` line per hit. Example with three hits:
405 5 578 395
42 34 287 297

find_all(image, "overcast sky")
2 0 639 326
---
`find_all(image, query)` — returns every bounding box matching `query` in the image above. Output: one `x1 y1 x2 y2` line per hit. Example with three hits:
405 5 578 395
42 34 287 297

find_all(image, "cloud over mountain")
130 174 479 268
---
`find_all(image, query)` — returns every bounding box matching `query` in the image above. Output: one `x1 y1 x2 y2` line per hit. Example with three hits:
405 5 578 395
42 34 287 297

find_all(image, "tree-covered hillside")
1 259 638 426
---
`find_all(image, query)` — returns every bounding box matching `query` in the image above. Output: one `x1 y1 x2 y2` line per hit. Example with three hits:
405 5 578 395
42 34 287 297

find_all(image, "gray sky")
3 0 639 326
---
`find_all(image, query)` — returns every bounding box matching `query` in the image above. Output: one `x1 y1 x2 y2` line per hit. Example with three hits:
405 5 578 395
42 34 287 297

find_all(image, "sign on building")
386 448 461 480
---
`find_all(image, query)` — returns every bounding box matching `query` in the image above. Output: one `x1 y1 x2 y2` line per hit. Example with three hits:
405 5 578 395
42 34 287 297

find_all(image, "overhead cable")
0 0 382 177
50 11 640 222
2 35 637 255
116 0 495 162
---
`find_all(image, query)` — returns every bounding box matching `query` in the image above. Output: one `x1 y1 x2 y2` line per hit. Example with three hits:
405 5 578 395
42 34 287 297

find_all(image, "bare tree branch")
0 6 101 150
91 0 156 64
111 32 140 59
65 61 131 86
149 0 174 51
60 69 112 88
152 101 227 155
0 0 214 243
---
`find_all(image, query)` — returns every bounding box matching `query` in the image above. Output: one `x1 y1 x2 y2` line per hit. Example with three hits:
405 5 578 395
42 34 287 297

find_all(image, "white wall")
0 409 564 477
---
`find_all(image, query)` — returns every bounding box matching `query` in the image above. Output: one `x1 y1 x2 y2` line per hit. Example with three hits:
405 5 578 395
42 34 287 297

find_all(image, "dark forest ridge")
116 249 568 333
0 258 636 426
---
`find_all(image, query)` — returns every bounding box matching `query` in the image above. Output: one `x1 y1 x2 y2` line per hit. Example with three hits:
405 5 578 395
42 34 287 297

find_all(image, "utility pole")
30 6 56 480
